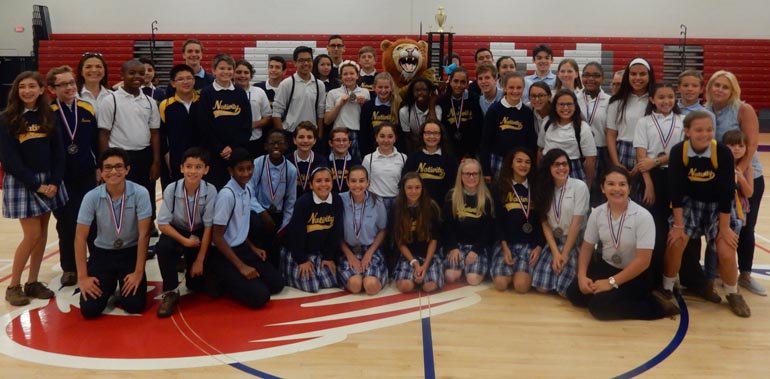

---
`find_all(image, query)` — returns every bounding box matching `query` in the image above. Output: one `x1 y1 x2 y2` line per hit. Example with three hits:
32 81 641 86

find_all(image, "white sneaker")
738 277 768 296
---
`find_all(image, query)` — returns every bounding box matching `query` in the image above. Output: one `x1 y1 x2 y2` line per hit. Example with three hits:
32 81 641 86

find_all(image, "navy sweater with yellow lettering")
359 100 397 155
327 153 361 193
284 192 343 263
438 93 484 159
668 140 735 214
480 102 536 175
442 191 495 255
403 151 458 203
495 185 545 247
403 203 442 258
0 111 65 190
197 85 252 155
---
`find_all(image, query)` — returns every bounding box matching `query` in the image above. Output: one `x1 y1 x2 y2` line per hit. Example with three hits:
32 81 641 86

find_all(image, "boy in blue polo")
75 148 151 319
209 147 284 309
155 147 217 317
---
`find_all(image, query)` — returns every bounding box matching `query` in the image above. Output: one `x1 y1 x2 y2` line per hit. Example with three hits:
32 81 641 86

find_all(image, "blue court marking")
229 362 283 379
612 293 689 379
422 317 436 379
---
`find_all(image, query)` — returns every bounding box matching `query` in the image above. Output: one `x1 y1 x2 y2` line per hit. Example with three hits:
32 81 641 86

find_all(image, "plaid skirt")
590 147 609 207
616 140 636 170
669 196 741 241
393 255 444 290
569 158 586 181
281 248 338 293
337 245 389 287
442 244 489 277
2 172 68 219
489 242 538 278
490 154 504 179
531 242 578 294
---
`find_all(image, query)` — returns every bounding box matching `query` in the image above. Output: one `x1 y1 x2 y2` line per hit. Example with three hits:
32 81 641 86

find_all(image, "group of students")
0 36 763 321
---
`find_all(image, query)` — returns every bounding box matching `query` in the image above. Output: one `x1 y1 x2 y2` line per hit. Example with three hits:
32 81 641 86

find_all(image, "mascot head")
381 39 431 88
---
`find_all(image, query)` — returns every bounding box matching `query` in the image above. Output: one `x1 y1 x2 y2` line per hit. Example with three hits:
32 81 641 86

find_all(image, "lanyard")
56 99 78 143
583 92 600 125
511 181 530 221
607 203 629 250
552 184 567 225
651 113 677 151
106 191 126 238
183 183 200 232
351 193 367 241
265 157 286 205
295 151 314 191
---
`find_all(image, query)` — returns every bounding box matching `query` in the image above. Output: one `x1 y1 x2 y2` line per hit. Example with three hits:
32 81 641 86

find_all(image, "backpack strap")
281 76 296 121
221 187 237 228
111 92 117 128
682 139 718 169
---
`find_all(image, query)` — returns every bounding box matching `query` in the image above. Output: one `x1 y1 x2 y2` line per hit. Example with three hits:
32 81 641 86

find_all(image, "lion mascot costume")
380 38 438 98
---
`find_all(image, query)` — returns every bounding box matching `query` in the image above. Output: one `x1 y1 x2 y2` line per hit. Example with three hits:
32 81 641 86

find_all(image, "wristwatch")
608 276 619 289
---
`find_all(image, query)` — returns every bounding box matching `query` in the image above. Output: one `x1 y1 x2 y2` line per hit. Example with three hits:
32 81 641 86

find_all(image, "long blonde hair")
705 70 742 109
374 72 401 124
451 158 494 219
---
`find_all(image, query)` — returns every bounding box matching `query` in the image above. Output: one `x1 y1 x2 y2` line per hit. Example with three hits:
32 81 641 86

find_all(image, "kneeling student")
155 147 217 317
76 148 151 319
209 148 284 309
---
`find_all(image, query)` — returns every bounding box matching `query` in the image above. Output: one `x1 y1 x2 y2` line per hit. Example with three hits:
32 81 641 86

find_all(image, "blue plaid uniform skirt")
569 158 586 181
490 242 538 277
490 154 504 179
393 255 444 290
281 249 338 293
531 242 578 294
2 172 68 219
337 245 389 288
616 140 636 170
442 244 489 277
669 196 741 241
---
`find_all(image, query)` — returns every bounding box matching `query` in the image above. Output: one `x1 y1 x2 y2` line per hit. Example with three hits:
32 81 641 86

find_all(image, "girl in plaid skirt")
338 166 389 294
442 158 495 286
491 149 545 293
393 172 443 293
1 71 68 306
531 149 590 296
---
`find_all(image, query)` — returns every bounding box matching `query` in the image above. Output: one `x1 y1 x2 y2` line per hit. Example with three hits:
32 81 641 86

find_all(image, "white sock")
724 284 738 295
663 276 677 291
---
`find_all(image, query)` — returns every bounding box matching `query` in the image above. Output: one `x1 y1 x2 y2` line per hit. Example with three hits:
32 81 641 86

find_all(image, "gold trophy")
435 6 447 33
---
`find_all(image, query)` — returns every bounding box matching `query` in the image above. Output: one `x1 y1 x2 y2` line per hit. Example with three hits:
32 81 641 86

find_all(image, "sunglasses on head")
82 52 103 58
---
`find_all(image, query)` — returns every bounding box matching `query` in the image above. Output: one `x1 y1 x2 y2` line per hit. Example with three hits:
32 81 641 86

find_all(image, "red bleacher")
37 33 770 110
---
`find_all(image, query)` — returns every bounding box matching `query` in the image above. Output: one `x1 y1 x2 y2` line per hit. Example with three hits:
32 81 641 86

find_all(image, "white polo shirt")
246 85 272 141
539 120 597 160
576 89 610 147
584 200 655 269
606 93 648 143
362 147 407 198
97 87 160 150
325 86 370 131
633 112 685 166
545 177 589 232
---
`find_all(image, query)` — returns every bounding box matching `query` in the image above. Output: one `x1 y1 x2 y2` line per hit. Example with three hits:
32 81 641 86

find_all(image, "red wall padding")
38 34 770 109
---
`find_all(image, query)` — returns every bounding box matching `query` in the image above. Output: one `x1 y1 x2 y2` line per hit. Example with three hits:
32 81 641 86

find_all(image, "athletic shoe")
726 293 751 318
24 282 54 299
157 291 179 318
652 290 681 318
5 285 30 306
738 277 767 296
61 272 77 287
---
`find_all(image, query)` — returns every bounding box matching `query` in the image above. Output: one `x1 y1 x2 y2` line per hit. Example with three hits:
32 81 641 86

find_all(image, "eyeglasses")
102 164 126 172
556 102 575 108
328 44 345 49
296 58 312 64
82 52 103 58
54 80 77 88
552 161 569 168
461 172 480 177
530 94 549 99
582 73 602 79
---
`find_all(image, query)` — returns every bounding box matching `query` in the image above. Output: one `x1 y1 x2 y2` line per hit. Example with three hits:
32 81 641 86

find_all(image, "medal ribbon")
295 151 314 191
651 113 677 151
332 156 348 192
511 181 530 221
56 99 78 144
351 192 367 241
552 184 567 226
106 191 126 239
607 202 629 250
452 96 464 132
583 92 600 125
183 184 200 233
265 157 286 206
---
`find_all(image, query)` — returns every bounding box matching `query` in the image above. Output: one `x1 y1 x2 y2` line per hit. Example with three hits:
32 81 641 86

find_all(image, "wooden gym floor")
1 145 769 378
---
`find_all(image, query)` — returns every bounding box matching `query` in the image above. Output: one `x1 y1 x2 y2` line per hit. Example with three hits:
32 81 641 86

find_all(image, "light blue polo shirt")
157 178 217 231
78 180 152 249
214 177 252 247
339 191 387 247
